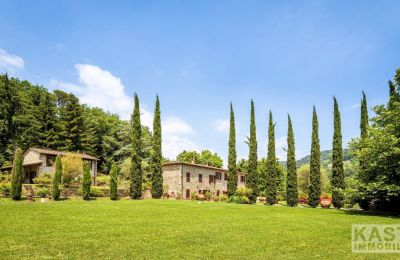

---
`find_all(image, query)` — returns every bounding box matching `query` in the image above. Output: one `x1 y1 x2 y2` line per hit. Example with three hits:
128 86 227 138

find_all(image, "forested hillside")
296 149 354 168
0 73 152 172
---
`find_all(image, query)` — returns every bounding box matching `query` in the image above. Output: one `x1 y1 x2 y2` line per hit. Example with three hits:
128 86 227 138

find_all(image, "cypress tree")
331 97 345 208
53 156 62 200
360 92 368 140
286 115 298 207
266 111 277 205
227 102 237 197
308 106 321 207
151 95 163 199
130 93 142 199
82 162 91 200
10 148 23 200
247 100 258 203
110 162 118 200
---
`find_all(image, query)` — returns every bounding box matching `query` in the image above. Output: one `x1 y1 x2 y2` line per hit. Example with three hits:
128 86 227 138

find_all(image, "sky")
1 1 399 164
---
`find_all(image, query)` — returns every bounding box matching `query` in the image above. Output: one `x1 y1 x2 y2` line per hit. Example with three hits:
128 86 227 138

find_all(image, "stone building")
17 148 98 184
162 162 247 199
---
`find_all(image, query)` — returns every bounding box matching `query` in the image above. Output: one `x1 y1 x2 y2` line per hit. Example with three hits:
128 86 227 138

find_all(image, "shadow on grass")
342 208 400 218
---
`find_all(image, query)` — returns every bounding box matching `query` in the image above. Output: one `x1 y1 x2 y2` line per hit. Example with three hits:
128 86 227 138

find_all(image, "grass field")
0 199 399 259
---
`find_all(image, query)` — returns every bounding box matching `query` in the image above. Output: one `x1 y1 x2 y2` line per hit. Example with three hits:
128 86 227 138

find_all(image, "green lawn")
0 199 399 259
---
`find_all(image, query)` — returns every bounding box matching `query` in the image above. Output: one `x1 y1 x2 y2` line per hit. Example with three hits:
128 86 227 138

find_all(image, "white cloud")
163 116 194 135
351 103 361 109
0 48 24 72
214 119 230 133
162 135 200 159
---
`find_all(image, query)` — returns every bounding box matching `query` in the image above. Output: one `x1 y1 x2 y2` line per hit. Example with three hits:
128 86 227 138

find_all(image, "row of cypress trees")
227 95 356 208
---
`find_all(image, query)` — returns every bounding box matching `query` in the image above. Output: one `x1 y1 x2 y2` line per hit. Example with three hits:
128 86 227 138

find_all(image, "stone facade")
162 162 246 199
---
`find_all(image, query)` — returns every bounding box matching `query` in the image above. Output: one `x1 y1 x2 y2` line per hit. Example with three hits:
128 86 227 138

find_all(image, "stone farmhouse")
162 162 247 199
11 148 98 184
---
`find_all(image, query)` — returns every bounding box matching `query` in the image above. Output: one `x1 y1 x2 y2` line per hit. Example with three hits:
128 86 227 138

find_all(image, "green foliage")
36 187 50 198
204 191 212 201
10 148 23 200
360 91 368 140
286 115 298 206
297 164 330 198
247 100 258 203
151 96 163 199
228 187 252 204
62 153 83 186
265 111 277 205
0 183 11 197
176 150 224 168
110 162 118 200
227 103 237 197
53 156 62 200
82 163 91 200
237 159 248 173
331 97 345 208
90 186 106 197
33 173 52 187
308 107 321 207
130 93 143 199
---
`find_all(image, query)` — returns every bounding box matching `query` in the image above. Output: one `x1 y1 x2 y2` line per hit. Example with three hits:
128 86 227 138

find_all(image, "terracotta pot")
320 198 332 208
40 198 49 203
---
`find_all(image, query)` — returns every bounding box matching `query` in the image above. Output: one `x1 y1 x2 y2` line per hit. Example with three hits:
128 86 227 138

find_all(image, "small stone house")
162 162 247 199
21 148 98 184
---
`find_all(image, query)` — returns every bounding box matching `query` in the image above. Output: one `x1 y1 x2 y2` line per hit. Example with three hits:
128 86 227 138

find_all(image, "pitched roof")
27 147 99 161
162 162 247 175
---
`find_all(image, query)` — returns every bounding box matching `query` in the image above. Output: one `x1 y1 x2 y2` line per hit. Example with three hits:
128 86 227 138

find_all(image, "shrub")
10 148 24 200
82 163 91 200
298 193 308 204
0 173 11 183
235 187 252 197
96 175 110 186
205 191 212 201
36 187 50 198
218 194 228 202
0 183 11 197
109 163 118 200
227 187 252 204
190 191 197 200
176 191 182 200
62 153 83 186
33 173 52 187
141 181 151 192
258 191 266 197
53 156 62 200
197 193 206 201
90 186 106 197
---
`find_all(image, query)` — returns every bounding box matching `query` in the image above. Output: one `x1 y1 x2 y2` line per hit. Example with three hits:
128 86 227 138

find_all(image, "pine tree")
331 97 345 208
110 162 118 200
227 103 237 197
10 148 23 200
360 92 368 140
40 92 59 149
82 162 91 200
53 156 62 200
130 93 143 199
247 100 258 203
308 106 321 207
266 111 277 205
151 95 163 199
286 115 298 206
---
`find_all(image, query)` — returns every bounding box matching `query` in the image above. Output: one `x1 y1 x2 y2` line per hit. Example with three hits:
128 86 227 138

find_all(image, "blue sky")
1 1 399 163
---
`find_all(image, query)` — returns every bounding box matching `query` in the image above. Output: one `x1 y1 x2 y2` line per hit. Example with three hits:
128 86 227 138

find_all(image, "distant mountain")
296 149 354 168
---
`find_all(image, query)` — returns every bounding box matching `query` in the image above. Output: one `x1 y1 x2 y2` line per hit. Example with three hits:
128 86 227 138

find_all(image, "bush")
36 187 50 198
190 191 197 200
227 187 252 204
62 153 83 186
33 173 52 187
205 191 212 201
0 173 11 183
218 194 228 202
96 175 110 186
298 193 308 204
235 187 252 197
90 186 106 197
0 183 11 197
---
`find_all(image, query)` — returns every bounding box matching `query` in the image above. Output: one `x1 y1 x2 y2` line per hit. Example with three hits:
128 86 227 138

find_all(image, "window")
209 175 215 184
186 189 190 199
199 174 203 183
224 173 228 181
240 176 246 183
217 190 220 196
46 155 56 167
186 172 190 182
215 172 221 180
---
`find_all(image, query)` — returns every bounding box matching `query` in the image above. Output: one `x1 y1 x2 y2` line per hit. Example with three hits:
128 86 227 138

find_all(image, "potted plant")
320 194 332 208
36 187 50 202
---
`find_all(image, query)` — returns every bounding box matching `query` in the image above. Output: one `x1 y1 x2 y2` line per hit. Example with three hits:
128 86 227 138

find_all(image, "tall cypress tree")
53 156 62 200
308 106 321 207
286 115 297 207
266 111 277 205
331 97 345 208
151 95 163 199
130 93 142 199
10 148 23 200
82 162 91 200
360 92 368 140
227 102 237 197
247 100 258 203
110 162 118 200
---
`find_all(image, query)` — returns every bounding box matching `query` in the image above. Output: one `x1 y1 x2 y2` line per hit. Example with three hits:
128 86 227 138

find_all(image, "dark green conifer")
308 106 321 207
82 162 91 200
331 97 345 208
227 103 237 197
286 115 298 206
266 111 277 205
360 92 368 140
110 162 118 200
151 95 163 199
10 148 23 200
130 93 142 199
53 156 62 200
247 100 258 203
